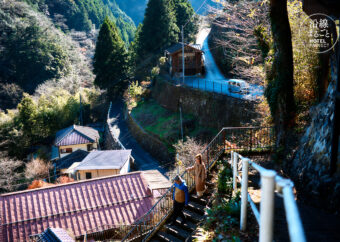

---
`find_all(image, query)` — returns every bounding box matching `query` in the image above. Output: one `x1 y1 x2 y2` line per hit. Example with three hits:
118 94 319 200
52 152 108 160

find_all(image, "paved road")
178 28 264 101
107 101 167 174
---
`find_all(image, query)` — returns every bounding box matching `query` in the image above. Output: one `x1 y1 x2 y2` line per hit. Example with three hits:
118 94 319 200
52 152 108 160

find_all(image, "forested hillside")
0 0 136 105
23 0 136 43
116 0 218 25
0 1 106 161
0 1 94 97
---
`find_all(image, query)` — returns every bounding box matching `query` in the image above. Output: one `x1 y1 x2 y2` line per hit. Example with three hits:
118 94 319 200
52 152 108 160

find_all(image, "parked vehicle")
227 79 250 94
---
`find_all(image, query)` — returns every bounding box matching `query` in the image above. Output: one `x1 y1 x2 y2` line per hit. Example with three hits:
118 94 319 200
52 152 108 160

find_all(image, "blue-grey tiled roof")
75 150 132 171
55 150 89 170
38 227 74 242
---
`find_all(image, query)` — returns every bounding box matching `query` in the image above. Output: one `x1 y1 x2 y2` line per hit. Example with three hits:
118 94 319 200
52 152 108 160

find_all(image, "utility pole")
79 95 83 126
179 106 184 142
181 25 185 85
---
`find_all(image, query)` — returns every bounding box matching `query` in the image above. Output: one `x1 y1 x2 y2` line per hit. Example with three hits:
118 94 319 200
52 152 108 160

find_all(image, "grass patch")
130 99 215 153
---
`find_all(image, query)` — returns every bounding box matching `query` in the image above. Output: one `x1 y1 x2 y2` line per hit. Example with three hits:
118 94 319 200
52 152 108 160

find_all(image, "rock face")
291 55 340 213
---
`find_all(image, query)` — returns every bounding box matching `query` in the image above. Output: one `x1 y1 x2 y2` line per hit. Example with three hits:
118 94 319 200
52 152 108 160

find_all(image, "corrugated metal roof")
55 150 89 170
55 125 99 146
75 150 131 171
0 172 154 242
165 43 202 54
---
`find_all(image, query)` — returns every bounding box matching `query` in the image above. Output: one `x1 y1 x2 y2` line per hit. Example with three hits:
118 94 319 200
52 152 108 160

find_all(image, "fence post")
240 158 249 231
222 129 226 153
233 152 237 191
259 170 276 242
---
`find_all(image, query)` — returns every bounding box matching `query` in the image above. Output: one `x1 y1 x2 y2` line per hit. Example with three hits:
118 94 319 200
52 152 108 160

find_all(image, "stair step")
183 209 204 223
156 231 183 242
186 201 206 215
190 194 210 205
165 224 192 240
175 218 196 231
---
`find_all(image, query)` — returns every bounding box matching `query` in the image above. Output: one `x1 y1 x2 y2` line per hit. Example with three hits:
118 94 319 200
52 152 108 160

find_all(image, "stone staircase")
150 180 215 242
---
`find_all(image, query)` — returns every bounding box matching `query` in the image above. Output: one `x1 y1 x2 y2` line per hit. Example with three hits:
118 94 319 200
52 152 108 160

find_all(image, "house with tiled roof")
54 125 100 158
0 170 171 241
30 227 75 242
74 150 132 180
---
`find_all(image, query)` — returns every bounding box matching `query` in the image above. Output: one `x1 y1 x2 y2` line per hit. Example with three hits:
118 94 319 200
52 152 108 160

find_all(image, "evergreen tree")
138 0 179 57
93 17 128 93
171 0 198 43
128 24 143 74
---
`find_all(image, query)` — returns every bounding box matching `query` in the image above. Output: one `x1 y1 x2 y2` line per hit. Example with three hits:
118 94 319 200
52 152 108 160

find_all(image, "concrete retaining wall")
152 78 258 130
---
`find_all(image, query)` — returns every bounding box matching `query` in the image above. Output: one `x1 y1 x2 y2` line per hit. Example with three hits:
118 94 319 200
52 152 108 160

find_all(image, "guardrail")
83 224 132 241
169 77 263 101
107 102 126 150
119 126 275 242
231 151 306 242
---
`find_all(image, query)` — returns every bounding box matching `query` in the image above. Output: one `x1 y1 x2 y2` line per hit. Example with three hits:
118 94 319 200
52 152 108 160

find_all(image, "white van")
227 79 250 94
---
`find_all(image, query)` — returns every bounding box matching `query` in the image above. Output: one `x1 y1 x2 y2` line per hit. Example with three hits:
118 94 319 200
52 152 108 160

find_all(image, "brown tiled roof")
55 125 100 146
0 172 154 242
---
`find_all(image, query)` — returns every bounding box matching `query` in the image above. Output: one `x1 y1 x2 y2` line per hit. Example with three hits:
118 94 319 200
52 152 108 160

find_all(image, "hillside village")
0 0 340 241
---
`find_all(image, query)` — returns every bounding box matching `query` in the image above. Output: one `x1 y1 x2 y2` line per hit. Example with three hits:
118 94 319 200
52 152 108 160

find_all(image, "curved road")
107 101 167 174
183 27 264 101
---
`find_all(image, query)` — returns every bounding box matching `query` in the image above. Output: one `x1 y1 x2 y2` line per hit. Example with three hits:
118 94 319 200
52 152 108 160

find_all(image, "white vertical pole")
240 158 249 231
233 151 237 190
259 170 276 242
282 185 306 242
181 25 185 85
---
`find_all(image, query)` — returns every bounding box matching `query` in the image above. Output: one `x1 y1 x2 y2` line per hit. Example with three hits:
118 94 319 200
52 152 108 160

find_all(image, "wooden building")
165 43 204 76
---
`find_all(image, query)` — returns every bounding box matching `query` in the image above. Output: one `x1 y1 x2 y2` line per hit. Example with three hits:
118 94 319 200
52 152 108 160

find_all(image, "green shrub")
217 164 233 195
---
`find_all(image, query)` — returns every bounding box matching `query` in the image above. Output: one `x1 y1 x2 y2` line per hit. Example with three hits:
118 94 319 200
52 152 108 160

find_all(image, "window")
60 148 72 154
85 172 92 179
87 144 93 151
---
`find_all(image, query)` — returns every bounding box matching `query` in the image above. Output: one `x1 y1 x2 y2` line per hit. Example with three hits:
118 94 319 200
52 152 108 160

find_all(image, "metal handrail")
121 126 227 241
120 126 274 242
231 151 306 242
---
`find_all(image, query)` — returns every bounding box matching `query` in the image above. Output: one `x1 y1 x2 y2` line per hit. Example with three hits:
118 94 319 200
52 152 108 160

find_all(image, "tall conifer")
93 17 128 92
138 0 179 57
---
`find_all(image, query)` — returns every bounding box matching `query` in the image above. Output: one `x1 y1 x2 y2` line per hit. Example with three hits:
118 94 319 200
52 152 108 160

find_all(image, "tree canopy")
23 0 136 43
138 0 179 56
171 0 198 43
93 17 129 93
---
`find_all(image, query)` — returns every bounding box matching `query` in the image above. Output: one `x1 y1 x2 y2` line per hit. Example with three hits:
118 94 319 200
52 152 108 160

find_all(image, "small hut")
165 43 204 76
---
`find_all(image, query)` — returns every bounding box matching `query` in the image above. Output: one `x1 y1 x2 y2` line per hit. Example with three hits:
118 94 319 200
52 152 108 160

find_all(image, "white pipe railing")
107 102 126 150
231 151 306 242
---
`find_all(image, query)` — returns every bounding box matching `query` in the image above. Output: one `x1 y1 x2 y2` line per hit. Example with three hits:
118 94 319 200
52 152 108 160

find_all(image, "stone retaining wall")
152 78 259 130
125 109 172 163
